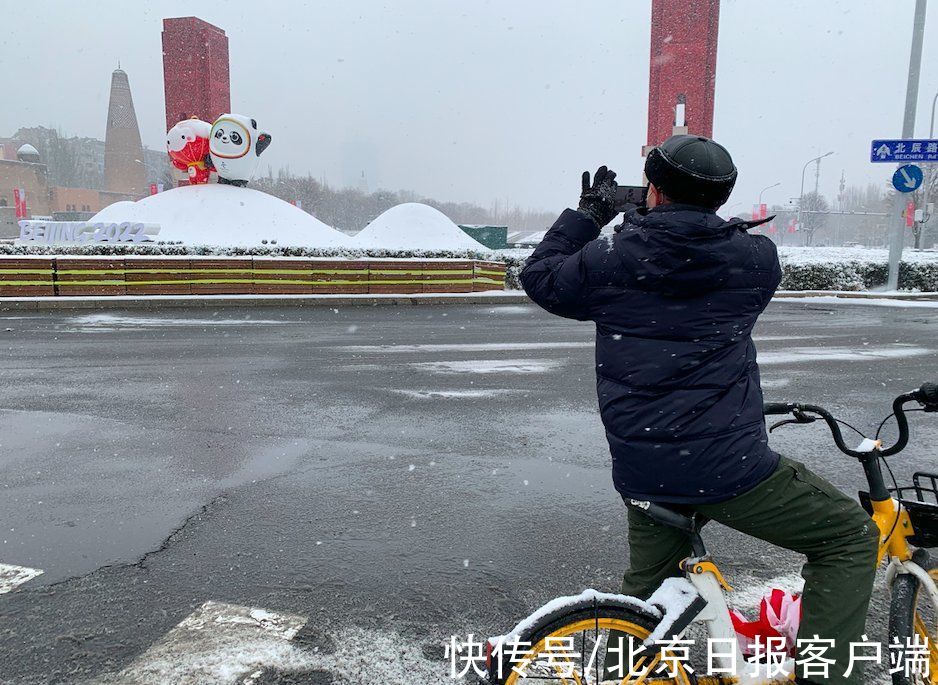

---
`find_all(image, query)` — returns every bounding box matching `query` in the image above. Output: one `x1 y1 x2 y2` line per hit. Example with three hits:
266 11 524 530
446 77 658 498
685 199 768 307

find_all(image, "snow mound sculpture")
91 184 351 248
354 203 488 251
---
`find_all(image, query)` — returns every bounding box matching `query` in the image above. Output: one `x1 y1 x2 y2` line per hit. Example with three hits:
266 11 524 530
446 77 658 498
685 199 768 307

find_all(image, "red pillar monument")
646 0 720 148
162 17 231 132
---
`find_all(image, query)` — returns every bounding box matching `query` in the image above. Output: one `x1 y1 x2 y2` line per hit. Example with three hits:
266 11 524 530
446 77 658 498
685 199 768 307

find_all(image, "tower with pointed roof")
103 67 148 196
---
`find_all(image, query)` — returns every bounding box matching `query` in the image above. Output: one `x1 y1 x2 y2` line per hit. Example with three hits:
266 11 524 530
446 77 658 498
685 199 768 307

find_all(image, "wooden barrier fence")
0 257 507 297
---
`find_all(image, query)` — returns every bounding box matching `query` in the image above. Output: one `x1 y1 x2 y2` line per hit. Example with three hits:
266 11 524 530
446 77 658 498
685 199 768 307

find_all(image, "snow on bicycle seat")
625 498 705 533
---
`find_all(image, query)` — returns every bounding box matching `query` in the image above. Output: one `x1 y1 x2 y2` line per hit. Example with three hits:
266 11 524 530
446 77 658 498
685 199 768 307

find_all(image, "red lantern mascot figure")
166 117 213 184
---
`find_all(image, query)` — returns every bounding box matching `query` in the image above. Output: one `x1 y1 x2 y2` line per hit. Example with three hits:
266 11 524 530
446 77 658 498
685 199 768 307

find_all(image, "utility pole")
798 152 833 246
759 182 780 206
887 0 927 289
920 90 938 247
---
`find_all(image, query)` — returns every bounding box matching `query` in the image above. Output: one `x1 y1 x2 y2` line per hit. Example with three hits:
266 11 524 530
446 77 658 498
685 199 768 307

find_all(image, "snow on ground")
353 203 489 251
777 246 938 265
412 359 562 374
95 602 309 685
391 389 522 400
94 601 444 685
0 562 43 594
346 341 590 354
487 305 534 315
758 345 931 365
781 295 938 308
62 313 292 332
91 184 352 248
760 378 791 389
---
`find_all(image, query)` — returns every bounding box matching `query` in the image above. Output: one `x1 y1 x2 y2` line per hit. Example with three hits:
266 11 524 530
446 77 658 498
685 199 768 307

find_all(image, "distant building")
9 126 169 191
104 68 148 196
162 17 231 131
0 66 159 217
0 147 51 216
15 144 39 164
0 142 137 219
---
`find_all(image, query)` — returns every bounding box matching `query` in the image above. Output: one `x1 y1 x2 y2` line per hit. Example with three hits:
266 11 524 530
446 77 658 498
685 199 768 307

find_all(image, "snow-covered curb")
0 291 532 311
773 295 938 308
3 289 938 311
775 290 938 299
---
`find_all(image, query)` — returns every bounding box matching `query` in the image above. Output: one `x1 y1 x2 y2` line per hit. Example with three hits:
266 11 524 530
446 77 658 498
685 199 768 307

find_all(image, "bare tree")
798 191 830 245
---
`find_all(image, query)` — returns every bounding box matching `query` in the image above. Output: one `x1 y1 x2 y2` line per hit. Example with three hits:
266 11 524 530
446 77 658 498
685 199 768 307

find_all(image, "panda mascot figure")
208 114 272 187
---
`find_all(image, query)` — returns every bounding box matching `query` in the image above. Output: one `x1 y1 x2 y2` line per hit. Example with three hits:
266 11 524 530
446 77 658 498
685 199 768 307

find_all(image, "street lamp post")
759 182 780 206
797 152 833 245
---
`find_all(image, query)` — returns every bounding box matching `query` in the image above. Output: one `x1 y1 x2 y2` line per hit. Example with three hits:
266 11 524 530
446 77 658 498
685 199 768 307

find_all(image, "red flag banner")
12 188 25 218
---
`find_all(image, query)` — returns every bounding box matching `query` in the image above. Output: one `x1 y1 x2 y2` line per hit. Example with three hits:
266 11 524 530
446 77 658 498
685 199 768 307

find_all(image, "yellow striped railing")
0 257 507 297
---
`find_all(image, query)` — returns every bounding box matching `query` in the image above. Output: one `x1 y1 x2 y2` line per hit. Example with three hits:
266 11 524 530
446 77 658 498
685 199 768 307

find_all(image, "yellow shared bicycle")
483 383 938 685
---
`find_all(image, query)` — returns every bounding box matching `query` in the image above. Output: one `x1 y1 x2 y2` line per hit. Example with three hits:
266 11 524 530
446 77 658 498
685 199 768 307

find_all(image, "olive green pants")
609 456 880 683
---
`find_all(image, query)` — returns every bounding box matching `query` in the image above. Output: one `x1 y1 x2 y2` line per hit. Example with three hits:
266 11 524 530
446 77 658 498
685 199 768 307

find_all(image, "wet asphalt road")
0 300 936 684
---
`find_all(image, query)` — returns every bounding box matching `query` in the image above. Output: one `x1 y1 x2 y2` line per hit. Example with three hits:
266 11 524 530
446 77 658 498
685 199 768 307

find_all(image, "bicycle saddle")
625 499 707 533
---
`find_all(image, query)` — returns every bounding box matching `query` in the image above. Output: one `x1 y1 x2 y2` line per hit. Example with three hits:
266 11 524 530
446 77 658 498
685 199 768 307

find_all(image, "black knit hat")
644 134 737 209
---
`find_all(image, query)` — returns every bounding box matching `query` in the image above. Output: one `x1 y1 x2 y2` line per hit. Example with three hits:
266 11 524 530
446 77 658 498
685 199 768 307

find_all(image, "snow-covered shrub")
779 263 866 291
777 248 938 291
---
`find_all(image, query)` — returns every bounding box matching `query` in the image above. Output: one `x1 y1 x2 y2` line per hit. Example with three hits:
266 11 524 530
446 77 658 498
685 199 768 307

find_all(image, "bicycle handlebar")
763 383 938 459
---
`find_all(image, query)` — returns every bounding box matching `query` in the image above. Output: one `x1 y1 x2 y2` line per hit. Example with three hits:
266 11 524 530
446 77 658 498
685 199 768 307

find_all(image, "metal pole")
797 153 832 245
759 182 780 205
797 160 811 236
920 91 938 235
888 0 927 289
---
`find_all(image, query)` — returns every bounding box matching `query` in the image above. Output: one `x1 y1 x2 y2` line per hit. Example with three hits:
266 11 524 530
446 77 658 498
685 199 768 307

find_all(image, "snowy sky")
2 0 937 215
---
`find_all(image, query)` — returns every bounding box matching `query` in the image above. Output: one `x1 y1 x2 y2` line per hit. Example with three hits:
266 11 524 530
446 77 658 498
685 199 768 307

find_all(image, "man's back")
521 203 782 504
522 137 879 683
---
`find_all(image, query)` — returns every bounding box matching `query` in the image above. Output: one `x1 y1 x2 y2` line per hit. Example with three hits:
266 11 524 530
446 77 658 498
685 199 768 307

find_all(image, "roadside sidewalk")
0 290 936 311
0 291 532 311
774 290 938 301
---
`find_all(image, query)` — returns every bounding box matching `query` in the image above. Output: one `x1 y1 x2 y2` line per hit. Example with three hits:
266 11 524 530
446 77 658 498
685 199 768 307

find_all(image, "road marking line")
96 602 449 684
413 358 562 374
99 601 310 685
346 341 592 353
759 346 931 365
0 562 43 594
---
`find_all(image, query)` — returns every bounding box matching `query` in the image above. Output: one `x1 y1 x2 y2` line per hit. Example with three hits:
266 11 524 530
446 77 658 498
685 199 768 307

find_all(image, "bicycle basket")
860 472 938 548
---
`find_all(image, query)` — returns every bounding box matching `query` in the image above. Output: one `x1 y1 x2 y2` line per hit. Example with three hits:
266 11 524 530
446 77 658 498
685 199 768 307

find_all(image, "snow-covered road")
0 299 934 683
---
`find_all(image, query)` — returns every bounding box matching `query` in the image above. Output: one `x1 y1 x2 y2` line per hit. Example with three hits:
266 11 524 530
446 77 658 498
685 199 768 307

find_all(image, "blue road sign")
892 164 924 193
871 139 938 163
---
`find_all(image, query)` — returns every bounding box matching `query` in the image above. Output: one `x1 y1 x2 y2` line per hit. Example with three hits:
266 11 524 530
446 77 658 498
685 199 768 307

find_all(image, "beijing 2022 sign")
17 221 161 245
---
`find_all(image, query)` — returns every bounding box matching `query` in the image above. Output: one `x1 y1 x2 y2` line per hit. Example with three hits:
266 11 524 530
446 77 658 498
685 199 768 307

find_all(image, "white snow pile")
353 203 488 251
91 184 352 248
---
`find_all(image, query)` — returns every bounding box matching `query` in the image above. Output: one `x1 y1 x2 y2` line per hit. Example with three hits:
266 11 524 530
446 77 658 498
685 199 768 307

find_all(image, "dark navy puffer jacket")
521 204 783 504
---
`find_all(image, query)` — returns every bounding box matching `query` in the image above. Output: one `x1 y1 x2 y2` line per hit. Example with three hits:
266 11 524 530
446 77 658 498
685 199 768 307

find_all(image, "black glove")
578 166 618 228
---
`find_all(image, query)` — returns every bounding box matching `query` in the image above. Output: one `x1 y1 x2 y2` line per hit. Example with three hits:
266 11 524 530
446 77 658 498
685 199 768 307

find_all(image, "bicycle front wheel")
493 603 695 685
889 553 938 685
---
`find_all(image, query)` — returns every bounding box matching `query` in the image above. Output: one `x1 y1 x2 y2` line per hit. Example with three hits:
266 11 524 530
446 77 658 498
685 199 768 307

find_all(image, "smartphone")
614 185 648 212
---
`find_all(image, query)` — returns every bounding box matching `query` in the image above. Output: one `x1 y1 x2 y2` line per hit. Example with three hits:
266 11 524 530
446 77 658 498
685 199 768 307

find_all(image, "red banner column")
647 0 721 148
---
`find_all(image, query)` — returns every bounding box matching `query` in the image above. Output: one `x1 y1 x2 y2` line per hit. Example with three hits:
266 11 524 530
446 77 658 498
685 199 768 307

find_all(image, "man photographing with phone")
521 134 879 684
